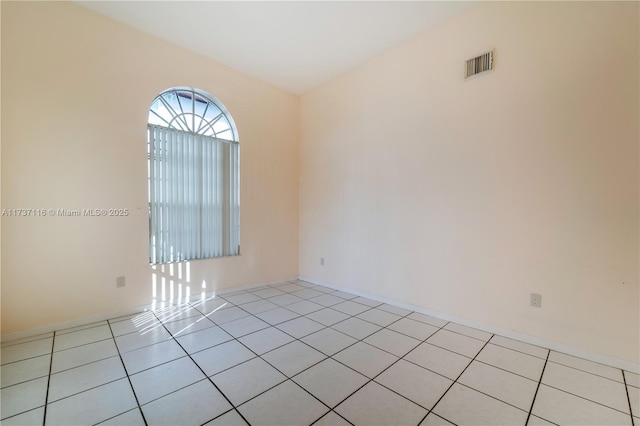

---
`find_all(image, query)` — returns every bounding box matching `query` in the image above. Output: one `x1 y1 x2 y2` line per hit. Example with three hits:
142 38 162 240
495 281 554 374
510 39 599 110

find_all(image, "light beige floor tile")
204 409 248 426
218 315 270 338
331 300 370 316
404 342 472 380
306 308 350 326
627 385 639 418
624 370 639 388
331 317 381 340
433 383 528 426
162 316 216 338
548 351 623 382
313 411 352 426
377 303 412 316
1 354 50 387
292 358 368 408
130 356 205 404
191 340 255 376
333 342 398 379
46 379 137 426
420 413 455 425
110 316 161 337
262 340 326 377
444 323 492 341
255 307 300 325
489 335 548 359
356 308 401 327
238 380 328 426
476 343 545 380
48 356 126 402
427 329 485 358
458 361 538 411
0 377 48 420
240 299 281 315
388 317 439 340
175 325 232 354
364 328 420 357
336 381 427 426
212 357 286 405
54 325 113 352
542 362 629 413
301 328 357 356
114 326 172 354
276 317 324 338
238 327 294 355
407 312 448 328
98 408 145 425
142 379 231 426
376 359 452 409
0 407 44 426
121 339 185 375
51 339 118 374
532 384 631 425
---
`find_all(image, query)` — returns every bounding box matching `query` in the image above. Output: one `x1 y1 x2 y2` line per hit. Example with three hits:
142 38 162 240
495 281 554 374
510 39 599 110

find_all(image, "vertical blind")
148 124 239 264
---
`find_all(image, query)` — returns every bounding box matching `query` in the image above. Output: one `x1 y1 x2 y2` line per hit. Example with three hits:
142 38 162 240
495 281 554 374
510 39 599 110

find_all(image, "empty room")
1 1 638 425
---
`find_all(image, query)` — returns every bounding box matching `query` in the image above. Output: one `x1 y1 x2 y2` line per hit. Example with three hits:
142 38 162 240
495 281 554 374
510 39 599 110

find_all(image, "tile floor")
1 279 638 425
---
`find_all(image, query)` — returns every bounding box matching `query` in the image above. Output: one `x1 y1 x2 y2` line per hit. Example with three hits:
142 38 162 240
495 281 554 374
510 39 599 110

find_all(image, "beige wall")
1 2 299 334
300 2 639 363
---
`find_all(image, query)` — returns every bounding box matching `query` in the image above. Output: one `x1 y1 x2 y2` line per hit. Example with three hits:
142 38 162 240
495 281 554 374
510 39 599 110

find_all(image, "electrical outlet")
530 293 542 308
320 257 325 266
116 276 126 288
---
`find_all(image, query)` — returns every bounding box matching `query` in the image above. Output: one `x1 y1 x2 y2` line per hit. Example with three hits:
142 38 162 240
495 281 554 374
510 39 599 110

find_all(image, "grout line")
349 323 449 413
0 372 50 391
20 279 627 426
541 383 633 416
39 377 131 406
623 371 636 425
52 336 114 355
1 351 54 368
401 348 468 383
425 412 458 426
439 326 491 343
544 358 627 385
54 320 110 336
308 409 355 426
47 353 121 376
96 408 143 425
1 333 55 349
107 320 149 426
487 337 548 361
320 312 449 416
453 382 530 415
417 335 493 425
42 330 55 426
150 311 253 426
528 349 550 426
473 358 540 383
166 289 393 418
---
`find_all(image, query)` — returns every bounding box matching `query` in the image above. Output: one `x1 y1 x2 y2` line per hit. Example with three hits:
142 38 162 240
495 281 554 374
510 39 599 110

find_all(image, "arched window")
148 87 239 264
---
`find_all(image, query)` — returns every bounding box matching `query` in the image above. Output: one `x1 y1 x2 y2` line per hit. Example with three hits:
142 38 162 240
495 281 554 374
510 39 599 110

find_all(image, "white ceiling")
78 1 476 95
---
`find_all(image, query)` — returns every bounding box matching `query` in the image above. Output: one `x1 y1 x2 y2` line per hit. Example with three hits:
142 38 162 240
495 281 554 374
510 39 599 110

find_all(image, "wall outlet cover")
530 293 542 308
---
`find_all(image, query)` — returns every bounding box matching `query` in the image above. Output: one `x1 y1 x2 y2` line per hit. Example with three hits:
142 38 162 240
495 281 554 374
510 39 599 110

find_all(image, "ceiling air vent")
465 50 494 80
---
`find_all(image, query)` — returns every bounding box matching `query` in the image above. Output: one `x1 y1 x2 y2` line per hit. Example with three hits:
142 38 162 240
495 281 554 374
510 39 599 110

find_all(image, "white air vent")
465 50 494 79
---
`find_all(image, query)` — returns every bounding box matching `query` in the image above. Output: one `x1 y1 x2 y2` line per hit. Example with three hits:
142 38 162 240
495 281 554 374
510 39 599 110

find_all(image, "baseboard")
299 276 640 374
1 275 300 344
0 305 149 344
6 273 637 374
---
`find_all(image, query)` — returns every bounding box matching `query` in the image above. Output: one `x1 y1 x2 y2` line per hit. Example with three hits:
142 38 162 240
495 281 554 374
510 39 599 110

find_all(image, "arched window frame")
149 87 239 140
147 87 240 264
